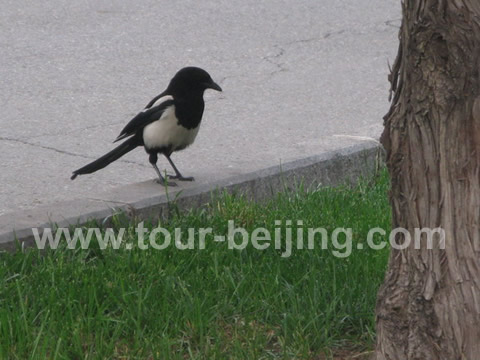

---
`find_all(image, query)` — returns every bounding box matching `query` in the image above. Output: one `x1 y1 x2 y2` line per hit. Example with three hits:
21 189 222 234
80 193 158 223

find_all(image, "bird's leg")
165 154 195 181
149 153 177 186
152 163 178 186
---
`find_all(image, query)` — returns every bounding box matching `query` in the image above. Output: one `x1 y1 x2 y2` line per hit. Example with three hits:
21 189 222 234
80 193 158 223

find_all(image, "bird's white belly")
143 106 200 151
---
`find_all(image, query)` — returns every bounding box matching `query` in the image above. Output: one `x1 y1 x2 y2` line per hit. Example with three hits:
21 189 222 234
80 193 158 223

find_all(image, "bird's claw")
155 178 178 187
167 175 195 181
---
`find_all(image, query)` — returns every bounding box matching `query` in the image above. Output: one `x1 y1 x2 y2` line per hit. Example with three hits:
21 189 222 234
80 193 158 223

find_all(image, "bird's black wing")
114 98 174 143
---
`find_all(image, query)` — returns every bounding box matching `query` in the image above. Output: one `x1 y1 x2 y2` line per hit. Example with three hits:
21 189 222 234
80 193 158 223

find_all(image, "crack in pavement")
260 18 399 78
0 136 148 168
262 44 288 76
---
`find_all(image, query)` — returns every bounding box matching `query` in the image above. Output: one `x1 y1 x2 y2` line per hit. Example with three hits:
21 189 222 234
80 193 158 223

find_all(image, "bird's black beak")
206 80 222 92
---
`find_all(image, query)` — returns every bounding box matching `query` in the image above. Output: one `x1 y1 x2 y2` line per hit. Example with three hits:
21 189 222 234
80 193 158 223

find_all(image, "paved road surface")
0 0 401 216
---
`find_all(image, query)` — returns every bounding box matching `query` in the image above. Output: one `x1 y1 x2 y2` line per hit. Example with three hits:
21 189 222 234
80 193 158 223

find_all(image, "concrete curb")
0 142 383 251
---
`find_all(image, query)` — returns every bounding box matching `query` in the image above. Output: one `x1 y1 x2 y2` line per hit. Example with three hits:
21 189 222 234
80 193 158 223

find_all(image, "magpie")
71 67 222 186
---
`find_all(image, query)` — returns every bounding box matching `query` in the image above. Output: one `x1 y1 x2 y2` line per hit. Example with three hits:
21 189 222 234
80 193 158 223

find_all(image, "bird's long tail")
71 137 139 180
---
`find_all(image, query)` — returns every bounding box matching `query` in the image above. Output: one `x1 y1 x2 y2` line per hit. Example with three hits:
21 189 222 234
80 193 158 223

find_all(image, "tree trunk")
375 1 480 359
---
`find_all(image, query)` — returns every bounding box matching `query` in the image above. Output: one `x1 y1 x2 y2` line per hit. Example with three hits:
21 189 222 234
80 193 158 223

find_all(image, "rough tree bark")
376 1 480 359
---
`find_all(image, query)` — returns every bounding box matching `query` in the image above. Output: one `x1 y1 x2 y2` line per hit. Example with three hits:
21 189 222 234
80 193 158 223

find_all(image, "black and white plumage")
71 67 222 186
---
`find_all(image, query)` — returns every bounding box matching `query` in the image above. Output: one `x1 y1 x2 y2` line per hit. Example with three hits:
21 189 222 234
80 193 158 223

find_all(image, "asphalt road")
0 0 401 216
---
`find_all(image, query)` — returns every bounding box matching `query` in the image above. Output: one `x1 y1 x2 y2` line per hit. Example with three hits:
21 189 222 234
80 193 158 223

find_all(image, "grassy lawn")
0 170 391 359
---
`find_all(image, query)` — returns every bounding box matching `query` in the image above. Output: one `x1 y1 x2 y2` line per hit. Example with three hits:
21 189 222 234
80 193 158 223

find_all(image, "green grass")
0 170 391 359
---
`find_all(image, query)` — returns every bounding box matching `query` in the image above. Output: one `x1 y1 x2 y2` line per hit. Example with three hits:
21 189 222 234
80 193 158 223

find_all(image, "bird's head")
165 67 222 97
